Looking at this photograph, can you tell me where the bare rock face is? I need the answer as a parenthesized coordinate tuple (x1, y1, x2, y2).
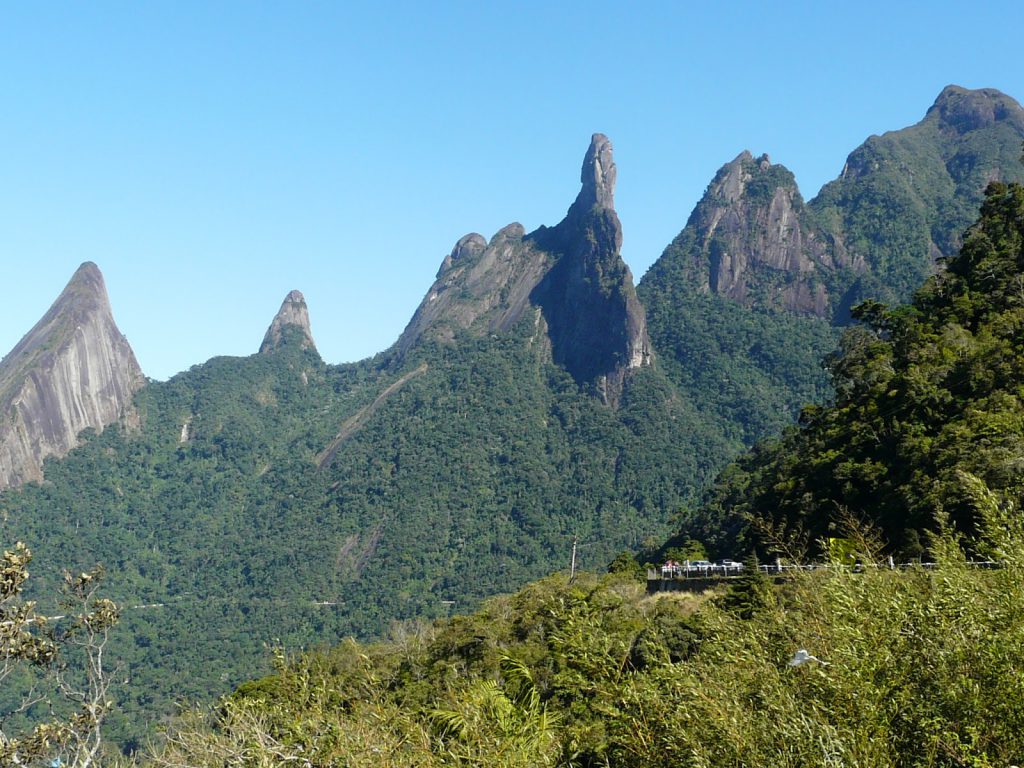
(395, 133, 651, 406)
(532, 133, 652, 405)
(436, 233, 487, 277)
(574, 132, 617, 211)
(0, 262, 145, 489)
(396, 223, 551, 353)
(685, 152, 831, 315)
(260, 290, 317, 354)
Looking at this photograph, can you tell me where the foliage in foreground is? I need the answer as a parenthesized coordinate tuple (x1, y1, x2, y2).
(145, 485, 1024, 767)
(1, 542, 120, 767)
(684, 182, 1024, 556)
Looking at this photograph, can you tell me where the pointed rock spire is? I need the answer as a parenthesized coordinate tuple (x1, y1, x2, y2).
(575, 133, 617, 211)
(534, 133, 652, 405)
(394, 133, 650, 406)
(0, 262, 144, 489)
(260, 290, 317, 354)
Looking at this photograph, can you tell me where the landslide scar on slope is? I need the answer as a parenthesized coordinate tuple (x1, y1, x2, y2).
(315, 363, 428, 469)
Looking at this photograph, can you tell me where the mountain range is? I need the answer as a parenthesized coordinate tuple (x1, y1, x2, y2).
(1, 85, 1022, 744)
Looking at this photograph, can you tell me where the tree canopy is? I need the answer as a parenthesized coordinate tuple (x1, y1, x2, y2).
(682, 183, 1024, 557)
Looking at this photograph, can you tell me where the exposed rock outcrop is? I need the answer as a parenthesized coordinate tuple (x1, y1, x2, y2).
(647, 86, 1024, 323)
(573, 132, 617, 211)
(531, 133, 652, 405)
(396, 222, 551, 352)
(0, 262, 144, 489)
(395, 133, 651, 406)
(260, 290, 317, 354)
(924, 84, 1024, 138)
(437, 233, 487, 277)
(681, 151, 832, 315)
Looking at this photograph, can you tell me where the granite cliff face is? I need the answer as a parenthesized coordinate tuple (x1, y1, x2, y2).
(396, 133, 651, 406)
(0, 262, 144, 489)
(647, 86, 1024, 322)
(678, 151, 832, 315)
(530, 134, 652, 404)
(260, 290, 317, 354)
(396, 221, 550, 351)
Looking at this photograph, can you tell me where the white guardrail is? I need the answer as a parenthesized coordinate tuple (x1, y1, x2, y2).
(649, 560, 1001, 580)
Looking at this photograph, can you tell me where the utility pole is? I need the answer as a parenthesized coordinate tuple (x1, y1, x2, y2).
(569, 534, 578, 582)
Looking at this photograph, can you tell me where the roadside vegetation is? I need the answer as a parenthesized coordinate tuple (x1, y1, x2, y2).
(140, 490, 1024, 767)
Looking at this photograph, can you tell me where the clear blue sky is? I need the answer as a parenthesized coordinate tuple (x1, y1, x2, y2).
(2, 1, 1022, 380)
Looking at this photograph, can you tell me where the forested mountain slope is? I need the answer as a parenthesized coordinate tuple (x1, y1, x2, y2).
(0, 138, 729, 745)
(148, 528, 1024, 768)
(678, 181, 1024, 557)
(3, 89, 1023, 749)
(638, 86, 1024, 448)
(139, 178, 1024, 768)
(813, 85, 1024, 311)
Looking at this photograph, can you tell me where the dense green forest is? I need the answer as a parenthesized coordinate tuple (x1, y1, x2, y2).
(130, 180, 1024, 768)
(680, 182, 1024, 558)
(140, 513, 1024, 767)
(639, 258, 840, 448)
(11, 485, 1024, 766)
(809, 86, 1024, 310)
(5, 178, 1023, 768)
(0, 316, 732, 747)
(3, 89, 1023, 760)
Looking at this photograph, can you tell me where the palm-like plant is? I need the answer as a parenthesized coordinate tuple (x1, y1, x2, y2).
(431, 654, 562, 767)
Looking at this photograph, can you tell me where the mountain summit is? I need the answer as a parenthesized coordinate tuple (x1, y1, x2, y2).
(260, 290, 317, 354)
(396, 133, 651, 405)
(636, 85, 1024, 449)
(0, 262, 144, 489)
(531, 133, 652, 405)
(572, 131, 617, 211)
(644, 85, 1024, 327)
(813, 84, 1024, 311)
(924, 84, 1024, 137)
(663, 150, 832, 315)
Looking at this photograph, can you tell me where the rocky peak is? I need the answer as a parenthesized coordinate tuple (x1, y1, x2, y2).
(681, 152, 829, 315)
(572, 133, 617, 212)
(710, 150, 754, 204)
(0, 262, 144, 489)
(437, 233, 487, 277)
(927, 85, 1024, 135)
(394, 134, 651, 406)
(260, 290, 317, 354)
(532, 134, 652, 405)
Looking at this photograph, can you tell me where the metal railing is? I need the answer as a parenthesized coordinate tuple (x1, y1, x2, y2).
(648, 560, 1002, 581)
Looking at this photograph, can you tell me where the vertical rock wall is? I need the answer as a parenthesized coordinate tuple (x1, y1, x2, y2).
(0, 262, 144, 489)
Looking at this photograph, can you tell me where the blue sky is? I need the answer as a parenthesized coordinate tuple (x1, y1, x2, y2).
(2, 1, 1022, 380)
